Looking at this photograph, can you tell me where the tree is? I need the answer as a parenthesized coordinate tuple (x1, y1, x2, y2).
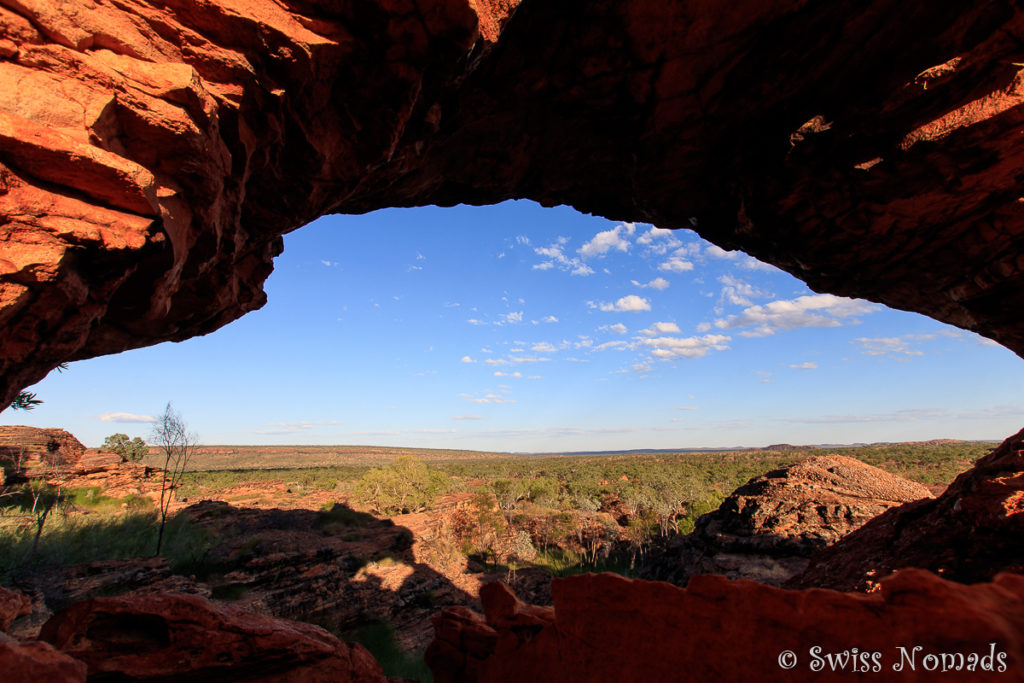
(103, 433, 149, 462)
(8, 364, 67, 411)
(354, 455, 449, 515)
(150, 403, 198, 554)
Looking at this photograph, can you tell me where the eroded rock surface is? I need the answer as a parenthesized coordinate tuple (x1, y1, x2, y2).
(3, 2, 1024, 404)
(645, 455, 932, 585)
(39, 592, 387, 681)
(789, 428, 1024, 591)
(428, 571, 1024, 682)
(0, 426, 86, 471)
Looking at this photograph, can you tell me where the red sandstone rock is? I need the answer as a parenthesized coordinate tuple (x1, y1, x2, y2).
(40, 592, 386, 682)
(0, 633, 86, 683)
(0, 587, 31, 632)
(0, 426, 86, 470)
(2, 2, 1024, 405)
(788, 427, 1024, 591)
(429, 570, 1024, 682)
(645, 455, 933, 585)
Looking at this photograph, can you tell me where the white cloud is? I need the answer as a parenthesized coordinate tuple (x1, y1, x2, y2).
(718, 275, 769, 307)
(453, 414, 483, 420)
(579, 223, 635, 258)
(706, 245, 739, 260)
(533, 240, 594, 276)
(320, 260, 339, 267)
(631, 277, 671, 290)
(677, 406, 698, 411)
(598, 295, 651, 312)
(640, 322, 681, 336)
(695, 322, 712, 332)
(541, 315, 558, 323)
(789, 361, 818, 369)
(531, 342, 558, 353)
(658, 250, 695, 273)
(98, 412, 157, 423)
(714, 294, 879, 337)
(494, 371, 524, 378)
(515, 235, 530, 245)
(601, 323, 627, 334)
(460, 392, 515, 404)
(636, 227, 683, 255)
(461, 355, 475, 363)
(501, 311, 524, 324)
(643, 334, 731, 359)
(853, 335, 927, 359)
(594, 340, 631, 351)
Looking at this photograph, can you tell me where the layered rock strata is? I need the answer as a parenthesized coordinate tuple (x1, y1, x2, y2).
(646, 455, 932, 586)
(789, 427, 1024, 591)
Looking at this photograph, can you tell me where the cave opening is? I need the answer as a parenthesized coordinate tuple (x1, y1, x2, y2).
(4, 200, 1021, 453)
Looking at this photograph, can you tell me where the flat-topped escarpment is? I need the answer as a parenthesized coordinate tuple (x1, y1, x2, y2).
(3, 1, 1024, 403)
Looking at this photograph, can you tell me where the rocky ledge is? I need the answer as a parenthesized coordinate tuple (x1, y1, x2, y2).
(428, 570, 1024, 682)
(645, 455, 932, 586)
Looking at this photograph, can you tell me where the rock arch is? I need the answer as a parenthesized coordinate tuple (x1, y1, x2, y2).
(2, 0, 1024, 406)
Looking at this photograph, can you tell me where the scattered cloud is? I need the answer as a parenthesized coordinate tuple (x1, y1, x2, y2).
(632, 277, 670, 290)
(714, 294, 879, 337)
(706, 245, 739, 260)
(533, 238, 594, 275)
(677, 406, 699, 411)
(501, 311, 524, 325)
(461, 355, 475, 363)
(640, 322, 681, 336)
(852, 336, 927, 359)
(98, 412, 157, 423)
(643, 334, 731, 359)
(320, 260, 339, 267)
(594, 340, 631, 351)
(597, 295, 651, 312)
(452, 414, 483, 420)
(636, 227, 683, 255)
(494, 371, 524, 378)
(531, 342, 558, 353)
(658, 250, 695, 273)
(718, 275, 769, 308)
(541, 315, 558, 323)
(601, 323, 628, 334)
(460, 392, 515, 404)
(789, 361, 818, 369)
(579, 223, 635, 258)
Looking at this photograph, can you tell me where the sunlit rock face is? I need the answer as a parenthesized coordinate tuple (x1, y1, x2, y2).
(3, 3, 1024, 677)
(428, 571, 1024, 682)
(2, 1, 1024, 404)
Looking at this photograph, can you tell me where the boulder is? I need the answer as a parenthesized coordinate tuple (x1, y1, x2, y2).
(40, 592, 387, 681)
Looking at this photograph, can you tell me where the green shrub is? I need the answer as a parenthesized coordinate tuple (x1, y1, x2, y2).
(354, 456, 451, 515)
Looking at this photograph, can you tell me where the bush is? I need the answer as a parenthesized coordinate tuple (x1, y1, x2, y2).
(103, 434, 149, 462)
(354, 455, 450, 515)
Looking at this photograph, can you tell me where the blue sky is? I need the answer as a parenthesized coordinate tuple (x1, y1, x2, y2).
(5, 200, 1022, 451)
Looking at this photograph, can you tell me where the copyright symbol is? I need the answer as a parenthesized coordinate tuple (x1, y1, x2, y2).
(778, 650, 798, 670)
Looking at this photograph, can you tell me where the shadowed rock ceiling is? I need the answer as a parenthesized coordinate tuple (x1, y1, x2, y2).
(2, 1, 1024, 407)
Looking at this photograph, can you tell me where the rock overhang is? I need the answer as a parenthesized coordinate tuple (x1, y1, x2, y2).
(2, 1, 1024, 407)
